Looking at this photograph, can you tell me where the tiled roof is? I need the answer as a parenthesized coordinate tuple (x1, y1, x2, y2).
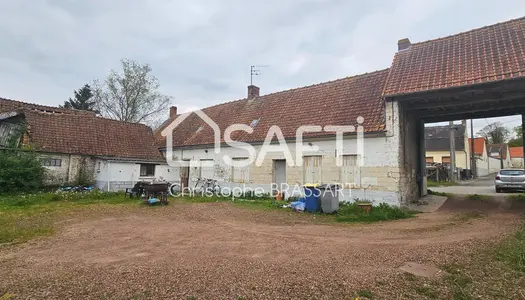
(510, 147, 524, 158)
(384, 17, 525, 96)
(157, 69, 389, 148)
(468, 138, 486, 156)
(0, 98, 163, 160)
(425, 125, 466, 152)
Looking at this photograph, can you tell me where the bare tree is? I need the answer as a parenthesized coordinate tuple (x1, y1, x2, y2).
(477, 122, 510, 144)
(93, 59, 171, 125)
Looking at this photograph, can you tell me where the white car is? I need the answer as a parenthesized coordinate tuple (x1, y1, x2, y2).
(495, 169, 525, 193)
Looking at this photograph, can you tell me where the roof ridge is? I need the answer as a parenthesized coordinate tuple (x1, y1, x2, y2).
(0, 97, 94, 115)
(26, 108, 155, 130)
(260, 68, 390, 98)
(412, 16, 525, 47)
(180, 68, 390, 115)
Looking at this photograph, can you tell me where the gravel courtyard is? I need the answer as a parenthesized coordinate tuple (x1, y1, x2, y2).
(0, 198, 523, 299)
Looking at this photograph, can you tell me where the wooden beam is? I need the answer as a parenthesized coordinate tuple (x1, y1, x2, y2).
(406, 94, 525, 111)
(422, 108, 522, 123)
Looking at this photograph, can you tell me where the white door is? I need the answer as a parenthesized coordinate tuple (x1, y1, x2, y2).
(341, 155, 360, 188)
(303, 156, 322, 184)
(273, 160, 286, 191)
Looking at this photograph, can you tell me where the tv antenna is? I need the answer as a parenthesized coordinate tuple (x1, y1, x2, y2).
(250, 65, 269, 85)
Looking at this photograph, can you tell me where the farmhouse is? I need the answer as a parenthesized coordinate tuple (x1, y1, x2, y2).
(158, 17, 525, 206)
(0, 98, 178, 190)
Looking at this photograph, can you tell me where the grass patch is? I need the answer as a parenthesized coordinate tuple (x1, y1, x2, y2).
(427, 190, 449, 197)
(427, 180, 459, 187)
(335, 203, 416, 223)
(495, 227, 525, 272)
(507, 193, 525, 202)
(0, 191, 136, 245)
(467, 194, 489, 201)
(356, 289, 374, 298)
(414, 285, 438, 299)
(450, 211, 484, 223)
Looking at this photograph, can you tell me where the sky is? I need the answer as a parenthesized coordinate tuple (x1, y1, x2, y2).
(1, 0, 524, 134)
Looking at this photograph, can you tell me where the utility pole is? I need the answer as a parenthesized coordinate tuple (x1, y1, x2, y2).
(470, 119, 476, 178)
(449, 121, 457, 182)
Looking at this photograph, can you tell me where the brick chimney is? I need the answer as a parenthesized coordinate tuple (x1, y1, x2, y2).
(169, 106, 177, 118)
(398, 38, 411, 51)
(248, 85, 260, 99)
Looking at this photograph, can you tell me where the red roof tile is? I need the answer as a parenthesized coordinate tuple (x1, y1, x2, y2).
(384, 17, 525, 96)
(510, 147, 524, 158)
(0, 98, 163, 160)
(468, 137, 486, 156)
(157, 69, 389, 148)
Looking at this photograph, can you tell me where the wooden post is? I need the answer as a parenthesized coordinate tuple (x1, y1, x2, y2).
(449, 121, 456, 182)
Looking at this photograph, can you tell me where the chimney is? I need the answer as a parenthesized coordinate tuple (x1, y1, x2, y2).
(248, 85, 260, 99)
(169, 106, 177, 118)
(398, 38, 411, 51)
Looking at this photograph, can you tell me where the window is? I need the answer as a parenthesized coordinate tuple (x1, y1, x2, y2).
(425, 157, 434, 164)
(140, 164, 155, 177)
(441, 156, 451, 164)
(42, 158, 62, 167)
(249, 119, 260, 127)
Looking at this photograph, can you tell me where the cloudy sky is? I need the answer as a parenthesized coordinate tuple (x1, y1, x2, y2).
(1, 0, 524, 134)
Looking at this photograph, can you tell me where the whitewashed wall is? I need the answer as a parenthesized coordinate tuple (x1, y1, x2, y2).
(95, 160, 179, 191)
(511, 157, 524, 168)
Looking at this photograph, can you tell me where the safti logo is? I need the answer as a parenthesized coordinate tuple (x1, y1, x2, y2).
(160, 109, 366, 168)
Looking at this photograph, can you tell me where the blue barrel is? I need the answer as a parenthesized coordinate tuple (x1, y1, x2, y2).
(304, 186, 321, 212)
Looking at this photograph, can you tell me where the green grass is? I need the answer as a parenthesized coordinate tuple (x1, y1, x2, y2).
(0, 191, 136, 245)
(507, 193, 525, 203)
(335, 203, 416, 223)
(495, 227, 525, 272)
(427, 180, 459, 187)
(356, 289, 374, 298)
(427, 190, 449, 197)
(467, 194, 490, 201)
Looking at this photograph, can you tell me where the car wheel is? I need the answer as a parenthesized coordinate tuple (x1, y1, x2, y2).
(496, 187, 502, 193)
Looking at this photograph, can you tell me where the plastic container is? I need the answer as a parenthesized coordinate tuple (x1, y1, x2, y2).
(304, 186, 321, 212)
(318, 184, 340, 213)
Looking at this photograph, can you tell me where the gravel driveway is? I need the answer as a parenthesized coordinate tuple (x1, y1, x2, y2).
(0, 200, 522, 299)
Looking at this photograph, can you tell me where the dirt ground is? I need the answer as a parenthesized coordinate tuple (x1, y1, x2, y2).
(1, 197, 523, 300)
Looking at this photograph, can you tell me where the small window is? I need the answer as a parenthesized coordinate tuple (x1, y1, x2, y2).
(425, 157, 434, 164)
(441, 156, 451, 164)
(249, 119, 260, 127)
(42, 158, 62, 167)
(140, 164, 155, 177)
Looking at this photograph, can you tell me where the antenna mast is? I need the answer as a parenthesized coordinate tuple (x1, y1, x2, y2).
(250, 65, 268, 85)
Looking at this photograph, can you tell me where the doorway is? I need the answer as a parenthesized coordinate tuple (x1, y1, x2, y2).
(273, 160, 286, 195)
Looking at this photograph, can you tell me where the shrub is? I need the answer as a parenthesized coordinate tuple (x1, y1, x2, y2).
(0, 149, 45, 193)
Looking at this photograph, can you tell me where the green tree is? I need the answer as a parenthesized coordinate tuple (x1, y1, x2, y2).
(92, 59, 171, 125)
(61, 84, 97, 112)
(508, 125, 523, 147)
(477, 122, 510, 144)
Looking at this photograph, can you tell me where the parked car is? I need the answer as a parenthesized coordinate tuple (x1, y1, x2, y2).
(495, 169, 525, 193)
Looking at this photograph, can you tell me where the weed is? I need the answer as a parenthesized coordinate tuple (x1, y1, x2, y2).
(414, 285, 438, 299)
(507, 194, 525, 202)
(403, 272, 417, 282)
(467, 194, 489, 201)
(451, 211, 483, 222)
(357, 289, 374, 298)
(495, 227, 525, 272)
(335, 203, 416, 223)
(427, 180, 458, 187)
(427, 190, 449, 197)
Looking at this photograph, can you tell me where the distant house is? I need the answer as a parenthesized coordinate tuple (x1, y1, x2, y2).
(425, 123, 471, 171)
(468, 137, 490, 176)
(487, 144, 513, 170)
(509, 147, 524, 168)
(0, 98, 177, 190)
